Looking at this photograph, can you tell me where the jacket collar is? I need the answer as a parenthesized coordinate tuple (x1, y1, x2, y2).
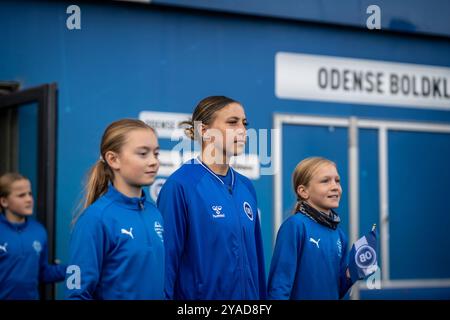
(194, 157, 235, 190)
(0, 212, 29, 231)
(104, 184, 147, 211)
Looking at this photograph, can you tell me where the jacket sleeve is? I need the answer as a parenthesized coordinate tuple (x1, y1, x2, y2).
(38, 233, 67, 283)
(65, 212, 107, 300)
(338, 232, 354, 299)
(156, 179, 188, 300)
(267, 218, 302, 300)
(254, 210, 267, 299)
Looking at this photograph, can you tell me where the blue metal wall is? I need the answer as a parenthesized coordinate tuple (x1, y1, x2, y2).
(153, 0, 450, 38)
(1, 0, 450, 299)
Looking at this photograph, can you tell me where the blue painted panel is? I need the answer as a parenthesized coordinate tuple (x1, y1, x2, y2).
(358, 129, 381, 267)
(154, 0, 450, 38)
(389, 131, 450, 280)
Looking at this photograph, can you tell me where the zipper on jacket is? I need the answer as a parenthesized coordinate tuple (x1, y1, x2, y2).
(18, 229, 24, 257)
(138, 201, 152, 248)
(226, 189, 246, 298)
(197, 158, 246, 296)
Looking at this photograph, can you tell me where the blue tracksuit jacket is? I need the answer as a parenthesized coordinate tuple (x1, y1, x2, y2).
(157, 158, 266, 300)
(0, 213, 66, 300)
(65, 185, 164, 300)
(268, 213, 353, 300)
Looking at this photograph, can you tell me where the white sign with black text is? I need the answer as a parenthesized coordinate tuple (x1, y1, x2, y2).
(139, 111, 190, 139)
(276, 52, 450, 110)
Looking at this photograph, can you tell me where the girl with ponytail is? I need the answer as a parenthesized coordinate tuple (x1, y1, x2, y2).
(66, 119, 164, 300)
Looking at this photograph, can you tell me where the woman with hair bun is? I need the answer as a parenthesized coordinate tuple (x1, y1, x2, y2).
(157, 96, 266, 300)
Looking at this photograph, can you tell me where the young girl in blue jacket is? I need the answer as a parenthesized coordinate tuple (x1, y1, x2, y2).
(268, 157, 354, 300)
(157, 96, 266, 300)
(66, 119, 164, 300)
(0, 173, 66, 300)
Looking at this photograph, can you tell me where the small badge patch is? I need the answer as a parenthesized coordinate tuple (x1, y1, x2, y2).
(154, 221, 164, 241)
(243, 202, 253, 221)
(33, 240, 42, 255)
(337, 238, 342, 258)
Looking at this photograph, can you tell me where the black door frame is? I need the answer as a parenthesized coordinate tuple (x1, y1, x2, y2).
(0, 83, 58, 299)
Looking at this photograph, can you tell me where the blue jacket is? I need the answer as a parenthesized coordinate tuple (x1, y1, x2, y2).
(0, 213, 66, 300)
(157, 158, 266, 300)
(65, 185, 164, 300)
(268, 213, 353, 300)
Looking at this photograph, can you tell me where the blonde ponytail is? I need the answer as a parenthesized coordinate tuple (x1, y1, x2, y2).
(83, 160, 113, 209)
